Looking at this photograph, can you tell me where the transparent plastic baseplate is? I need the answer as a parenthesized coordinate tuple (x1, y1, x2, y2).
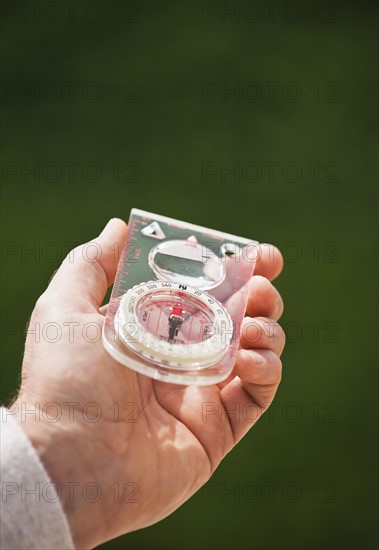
(102, 209, 258, 385)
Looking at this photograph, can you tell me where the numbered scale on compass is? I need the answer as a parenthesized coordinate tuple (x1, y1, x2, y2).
(115, 281, 234, 369)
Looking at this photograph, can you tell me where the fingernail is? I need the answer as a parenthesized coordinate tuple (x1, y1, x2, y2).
(241, 349, 264, 364)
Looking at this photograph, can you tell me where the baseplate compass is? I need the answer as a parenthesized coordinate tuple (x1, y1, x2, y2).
(103, 209, 258, 385)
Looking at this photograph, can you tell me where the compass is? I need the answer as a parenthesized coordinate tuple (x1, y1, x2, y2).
(115, 281, 234, 369)
(103, 209, 257, 385)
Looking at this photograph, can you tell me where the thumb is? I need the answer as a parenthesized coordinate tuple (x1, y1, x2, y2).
(43, 218, 128, 312)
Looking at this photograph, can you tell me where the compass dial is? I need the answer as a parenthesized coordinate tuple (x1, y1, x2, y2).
(115, 281, 233, 369)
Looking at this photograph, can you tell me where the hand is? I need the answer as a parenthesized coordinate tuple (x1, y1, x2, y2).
(14, 219, 285, 549)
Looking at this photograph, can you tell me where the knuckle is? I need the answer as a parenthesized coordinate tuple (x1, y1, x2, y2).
(65, 243, 105, 282)
(272, 322, 286, 354)
(34, 292, 49, 316)
(274, 289, 284, 318)
(264, 351, 282, 385)
(272, 355, 283, 385)
(63, 244, 84, 265)
(266, 320, 285, 352)
(278, 324, 286, 348)
(257, 351, 282, 386)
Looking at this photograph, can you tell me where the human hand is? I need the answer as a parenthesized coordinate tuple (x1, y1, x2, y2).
(14, 218, 285, 549)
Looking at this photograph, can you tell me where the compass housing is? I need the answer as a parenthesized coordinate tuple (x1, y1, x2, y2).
(115, 281, 233, 369)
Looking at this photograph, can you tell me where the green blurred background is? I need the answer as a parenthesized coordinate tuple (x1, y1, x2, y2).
(1, 1, 377, 548)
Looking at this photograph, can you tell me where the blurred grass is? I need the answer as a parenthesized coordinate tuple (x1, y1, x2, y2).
(1, 1, 378, 549)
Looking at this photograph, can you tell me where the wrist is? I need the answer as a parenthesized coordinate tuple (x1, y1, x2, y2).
(14, 401, 105, 549)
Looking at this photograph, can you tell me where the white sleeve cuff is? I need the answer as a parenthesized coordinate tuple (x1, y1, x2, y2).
(0, 408, 74, 549)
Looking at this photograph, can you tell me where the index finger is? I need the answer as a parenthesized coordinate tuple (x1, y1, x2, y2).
(254, 244, 283, 281)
